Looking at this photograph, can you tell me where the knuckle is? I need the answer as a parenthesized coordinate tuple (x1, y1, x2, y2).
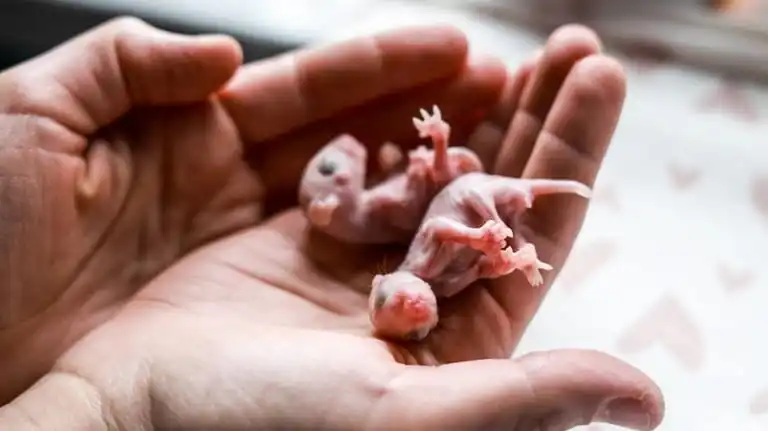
(105, 15, 153, 35)
(0, 69, 36, 115)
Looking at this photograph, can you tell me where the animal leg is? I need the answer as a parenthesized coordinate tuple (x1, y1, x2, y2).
(412, 242, 456, 280)
(422, 217, 511, 255)
(510, 243, 552, 287)
(412, 105, 451, 182)
(505, 220, 553, 287)
(462, 188, 506, 224)
(433, 247, 525, 298)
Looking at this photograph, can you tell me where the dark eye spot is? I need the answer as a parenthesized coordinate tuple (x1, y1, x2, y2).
(405, 329, 424, 341)
(318, 158, 336, 176)
(373, 289, 387, 310)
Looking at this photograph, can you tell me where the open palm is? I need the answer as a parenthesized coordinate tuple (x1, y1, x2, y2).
(0, 18, 663, 430)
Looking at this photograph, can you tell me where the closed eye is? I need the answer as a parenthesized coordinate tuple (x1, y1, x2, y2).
(318, 158, 336, 176)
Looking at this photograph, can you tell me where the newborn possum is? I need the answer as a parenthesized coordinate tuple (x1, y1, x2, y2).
(369, 172, 592, 341)
(298, 106, 483, 244)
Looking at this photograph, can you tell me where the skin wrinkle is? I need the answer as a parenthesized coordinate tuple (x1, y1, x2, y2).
(113, 18, 149, 109)
(59, 33, 121, 135)
(0, 113, 86, 154)
(5, 19, 133, 136)
(157, 110, 175, 256)
(0, 146, 125, 331)
(115, 112, 185, 282)
(0, 29, 143, 333)
(496, 108, 543, 176)
(215, 240, 364, 317)
(362, 366, 413, 431)
(477, 287, 514, 357)
(514, 355, 548, 431)
(181, 162, 265, 247)
(531, 128, 602, 178)
(176, 102, 249, 232)
(295, 38, 383, 125)
(45, 370, 121, 431)
(495, 27, 600, 178)
(282, 54, 313, 140)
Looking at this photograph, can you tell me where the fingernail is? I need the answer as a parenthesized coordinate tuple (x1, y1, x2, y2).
(598, 397, 651, 430)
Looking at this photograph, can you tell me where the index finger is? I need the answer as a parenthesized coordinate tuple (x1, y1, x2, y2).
(219, 25, 470, 144)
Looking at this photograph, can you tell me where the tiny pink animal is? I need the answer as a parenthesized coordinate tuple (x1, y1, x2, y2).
(298, 106, 483, 244)
(369, 172, 592, 341)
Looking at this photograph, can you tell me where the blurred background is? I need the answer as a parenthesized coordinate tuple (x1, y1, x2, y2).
(2, 1, 768, 430)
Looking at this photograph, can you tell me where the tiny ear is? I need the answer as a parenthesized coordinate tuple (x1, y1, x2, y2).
(307, 194, 339, 226)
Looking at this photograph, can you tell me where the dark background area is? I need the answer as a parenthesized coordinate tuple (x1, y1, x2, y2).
(0, 0, 300, 71)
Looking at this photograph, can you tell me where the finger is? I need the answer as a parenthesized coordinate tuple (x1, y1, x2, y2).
(219, 24, 470, 144)
(485, 54, 626, 351)
(465, 51, 539, 169)
(0, 17, 242, 136)
(522, 54, 626, 260)
(254, 55, 507, 215)
(376, 349, 664, 431)
(488, 49, 541, 128)
(494, 24, 602, 177)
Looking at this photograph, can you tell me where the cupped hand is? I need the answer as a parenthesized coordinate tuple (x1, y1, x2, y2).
(0, 17, 663, 430)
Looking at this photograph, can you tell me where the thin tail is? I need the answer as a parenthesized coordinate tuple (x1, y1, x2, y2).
(526, 179, 592, 199)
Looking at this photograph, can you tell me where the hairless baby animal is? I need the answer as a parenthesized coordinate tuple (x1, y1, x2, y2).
(298, 106, 483, 244)
(297, 105, 592, 342)
(369, 172, 592, 341)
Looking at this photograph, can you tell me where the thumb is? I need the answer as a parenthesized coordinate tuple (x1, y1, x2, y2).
(376, 349, 664, 431)
(0, 16, 242, 135)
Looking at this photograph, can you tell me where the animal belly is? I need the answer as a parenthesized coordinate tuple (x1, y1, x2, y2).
(429, 248, 483, 296)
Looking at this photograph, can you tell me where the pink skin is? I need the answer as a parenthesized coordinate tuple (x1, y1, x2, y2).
(298, 106, 483, 244)
(369, 172, 592, 341)
(369, 272, 439, 341)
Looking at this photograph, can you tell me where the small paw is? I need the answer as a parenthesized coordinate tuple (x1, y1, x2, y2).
(412, 105, 450, 141)
(513, 243, 553, 287)
(480, 248, 518, 277)
(479, 220, 514, 248)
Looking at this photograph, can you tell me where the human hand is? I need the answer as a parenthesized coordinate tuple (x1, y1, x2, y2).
(0, 17, 663, 430)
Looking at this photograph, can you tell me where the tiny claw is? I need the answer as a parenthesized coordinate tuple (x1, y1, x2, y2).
(523, 191, 534, 208)
(529, 271, 544, 287)
(420, 108, 429, 119)
(432, 105, 441, 120)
